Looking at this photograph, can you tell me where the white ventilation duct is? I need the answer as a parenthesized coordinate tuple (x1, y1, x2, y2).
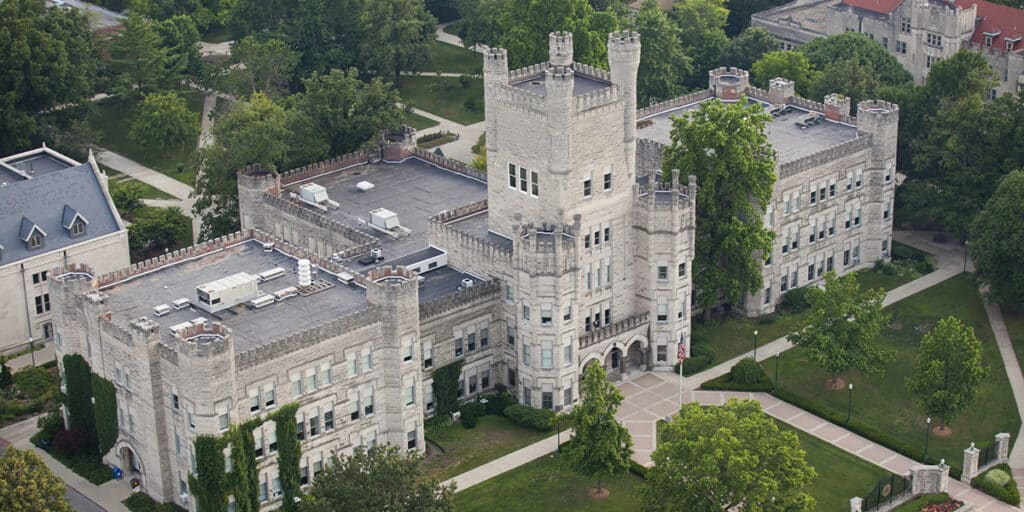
(297, 259, 312, 287)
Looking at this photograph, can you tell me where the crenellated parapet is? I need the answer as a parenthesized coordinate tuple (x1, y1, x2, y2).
(777, 135, 873, 177)
(234, 306, 380, 370)
(514, 223, 578, 276)
(419, 279, 501, 319)
(96, 231, 253, 288)
(579, 312, 649, 349)
(636, 90, 713, 119)
(278, 148, 379, 186)
(573, 62, 612, 82)
(174, 322, 233, 358)
(430, 200, 488, 224)
(708, 67, 750, 100)
(263, 193, 378, 252)
(508, 63, 548, 83)
(573, 84, 622, 117)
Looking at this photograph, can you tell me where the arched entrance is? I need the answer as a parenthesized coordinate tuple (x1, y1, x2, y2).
(625, 339, 645, 373)
(118, 444, 144, 489)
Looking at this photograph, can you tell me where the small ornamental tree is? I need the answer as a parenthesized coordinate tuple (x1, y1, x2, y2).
(789, 272, 893, 389)
(906, 316, 988, 433)
(563, 363, 633, 497)
(299, 444, 455, 512)
(641, 399, 816, 511)
(0, 448, 72, 512)
(129, 92, 199, 151)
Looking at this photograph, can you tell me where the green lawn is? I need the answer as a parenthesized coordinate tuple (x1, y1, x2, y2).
(105, 167, 177, 201)
(780, 424, 889, 511)
(443, 20, 464, 38)
(890, 493, 952, 512)
(405, 111, 441, 130)
(50, 450, 112, 485)
(423, 415, 550, 481)
(692, 267, 930, 370)
(773, 274, 1021, 473)
(398, 76, 484, 125)
(90, 91, 205, 186)
(423, 40, 482, 74)
(455, 455, 644, 512)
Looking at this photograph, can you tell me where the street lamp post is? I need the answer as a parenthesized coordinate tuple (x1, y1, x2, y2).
(963, 240, 969, 272)
(847, 383, 854, 423)
(774, 353, 780, 392)
(924, 417, 932, 462)
(753, 330, 759, 360)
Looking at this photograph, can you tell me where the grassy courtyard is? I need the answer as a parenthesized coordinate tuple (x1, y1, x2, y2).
(405, 111, 441, 130)
(398, 76, 484, 125)
(89, 91, 205, 186)
(422, 415, 550, 481)
(104, 166, 177, 200)
(455, 455, 644, 512)
(423, 40, 482, 74)
(773, 274, 1021, 473)
(780, 424, 889, 510)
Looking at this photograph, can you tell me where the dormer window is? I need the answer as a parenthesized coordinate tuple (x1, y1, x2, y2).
(985, 35, 993, 47)
(1008, 41, 1015, 51)
(29, 234, 42, 248)
(62, 205, 88, 238)
(20, 217, 46, 251)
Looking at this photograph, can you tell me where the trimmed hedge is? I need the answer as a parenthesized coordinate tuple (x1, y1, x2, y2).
(702, 367, 775, 392)
(481, 391, 517, 416)
(502, 404, 555, 432)
(772, 388, 963, 479)
(972, 464, 1020, 505)
(781, 287, 813, 313)
(459, 402, 486, 429)
(730, 357, 762, 385)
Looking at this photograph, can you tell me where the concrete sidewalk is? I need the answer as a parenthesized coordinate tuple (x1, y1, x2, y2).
(95, 149, 193, 201)
(406, 106, 486, 164)
(981, 298, 1024, 497)
(442, 429, 571, 492)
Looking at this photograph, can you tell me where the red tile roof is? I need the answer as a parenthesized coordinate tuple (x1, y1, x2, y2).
(842, 0, 903, 15)
(956, 0, 1024, 51)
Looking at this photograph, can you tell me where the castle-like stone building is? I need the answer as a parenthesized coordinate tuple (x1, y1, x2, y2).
(753, 0, 1024, 96)
(51, 31, 894, 510)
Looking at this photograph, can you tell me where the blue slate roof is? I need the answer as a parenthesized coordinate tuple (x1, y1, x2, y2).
(0, 161, 123, 266)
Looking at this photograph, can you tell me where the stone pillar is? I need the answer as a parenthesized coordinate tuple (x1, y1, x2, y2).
(850, 497, 863, 512)
(962, 442, 981, 483)
(824, 93, 851, 121)
(911, 462, 950, 495)
(996, 432, 1011, 463)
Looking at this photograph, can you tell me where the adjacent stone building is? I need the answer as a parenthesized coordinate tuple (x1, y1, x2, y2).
(50, 32, 895, 510)
(753, 0, 1024, 96)
(0, 146, 128, 352)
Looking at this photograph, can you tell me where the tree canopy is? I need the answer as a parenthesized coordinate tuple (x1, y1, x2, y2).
(563, 363, 633, 494)
(970, 170, 1024, 307)
(798, 33, 911, 87)
(906, 316, 988, 430)
(719, 27, 777, 71)
(631, 0, 691, 105)
(299, 444, 455, 512)
(0, 447, 72, 512)
(130, 92, 199, 150)
(128, 206, 192, 259)
(662, 98, 776, 319)
(671, 0, 730, 88)
(0, 0, 97, 154)
(228, 36, 300, 97)
(107, 11, 187, 100)
(641, 399, 816, 511)
(750, 50, 816, 96)
(789, 272, 893, 387)
(359, 0, 438, 86)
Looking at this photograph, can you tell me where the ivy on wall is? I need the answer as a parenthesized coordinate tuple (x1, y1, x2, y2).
(269, 403, 301, 512)
(432, 360, 465, 417)
(231, 420, 262, 512)
(188, 435, 228, 512)
(91, 373, 118, 455)
(62, 354, 96, 442)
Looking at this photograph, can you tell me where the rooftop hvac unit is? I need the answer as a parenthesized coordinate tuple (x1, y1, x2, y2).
(248, 294, 276, 309)
(169, 321, 193, 336)
(172, 298, 190, 310)
(370, 248, 383, 260)
(195, 272, 259, 313)
(369, 208, 400, 230)
(338, 271, 355, 285)
(356, 181, 375, 192)
(297, 259, 312, 287)
(461, 278, 474, 289)
(153, 304, 172, 317)
(299, 183, 329, 203)
(257, 267, 287, 283)
(262, 242, 275, 252)
(273, 287, 298, 300)
(191, 317, 208, 326)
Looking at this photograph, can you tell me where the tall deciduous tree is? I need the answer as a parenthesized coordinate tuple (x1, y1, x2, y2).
(719, 27, 777, 70)
(632, 0, 691, 106)
(906, 316, 988, 431)
(153, 14, 205, 80)
(750, 50, 816, 96)
(724, 0, 790, 36)
(970, 170, 1024, 307)
(299, 444, 455, 512)
(808, 58, 881, 111)
(0, 448, 72, 512)
(798, 32, 911, 87)
(193, 92, 295, 238)
(641, 399, 816, 511)
(563, 363, 633, 496)
(671, 0, 729, 88)
(130, 92, 199, 150)
(229, 36, 300, 97)
(128, 206, 192, 259)
(359, 0, 437, 87)
(789, 272, 893, 388)
(108, 11, 187, 99)
(662, 98, 776, 320)
(0, 0, 97, 154)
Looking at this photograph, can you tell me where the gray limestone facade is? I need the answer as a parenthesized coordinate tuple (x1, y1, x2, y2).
(49, 31, 894, 511)
(752, 0, 1024, 96)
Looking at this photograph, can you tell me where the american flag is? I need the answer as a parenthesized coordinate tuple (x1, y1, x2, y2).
(678, 343, 687, 364)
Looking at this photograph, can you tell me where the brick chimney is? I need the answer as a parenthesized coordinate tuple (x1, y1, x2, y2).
(824, 93, 851, 121)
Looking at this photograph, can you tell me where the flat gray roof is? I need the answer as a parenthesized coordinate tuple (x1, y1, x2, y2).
(5, 153, 76, 177)
(288, 159, 486, 262)
(638, 99, 860, 164)
(104, 240, 370, 351)
(447, 210, 514, 251)
(511, 73, 612, 97)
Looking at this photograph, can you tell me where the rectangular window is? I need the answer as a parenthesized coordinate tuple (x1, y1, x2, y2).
(507, 325, 515, 347)
(306, 372, 317, 393)
(844, 249, 851, 266)
(604, 308, 610, 325)
(467, 332, 476, 352)
(855, 170, 863, 188)
(883, 36, 889, 48)
(407, 430, 417, 450)
(541, 348, 553, 369)
(791, 270, 799, 288)
(34, 294, 50, 314)
(657, 303, 668, 322)
(583, 179, 592, 197)
(480, 327, 489, 348)
(584, 234, 590, 249)
(522, 345, 531, 367)
(259, 482, 268, 502)
(469, 374, 478, 394)
(896, 41, 907, 54)
(604, 227, 610, 242)
(324, 410, 334, 430)
(542, 392, 553, 410)
(523, 387, 532, 407)
(426, 385, 435, 409)
(657, 266, 668, 280)
(541, 305, 553, 325)
(455, 337, 463, 358)
(808, 264, 815, 281)
(505, 284, 513, 301)
(656, 345, 667, 362)
(519, 166, 528, 192)
(406, 384, 416, 406)
(531, 171, 539, 197)
(810, 190, 816, 205)
(508, 369, 517, 388)
(564, 385, 572, 405)
(564, 344, 573, 366)
(297, 418, 305, 441)
(522, 305, 530, 320)
(678, 263, 686, 277)
(482, 369, 490, 389)
(309, 415, 319, 437)
(901, 17, 910, 33)
(927, 33, 942, 48)
(563, 304, 572, 321)
(829, 183, 836, 197)
(781, 274, 788, 291)
(291, 377, 302, 398)
(363, 352, 373, 372)
(764, 287, 772, 304)
(603, 172, 612, 191)
(350, 396, 360, 421)
(457, 376, 465, 398)
(594, 229, 601, 246)
(509, 164, 516, 188)
(854, 208, 861, 227)
(423, 341, 433, 368)
(827, 256, 835, 271)
(364, 390, 374, 416)
(218, 412, 230, 431)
